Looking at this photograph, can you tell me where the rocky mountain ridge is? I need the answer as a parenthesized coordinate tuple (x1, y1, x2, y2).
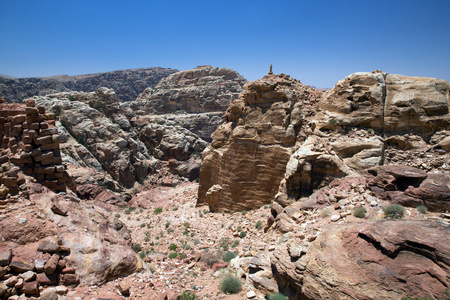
(1, 67, 449, 300)
(0, 67, 178, 103)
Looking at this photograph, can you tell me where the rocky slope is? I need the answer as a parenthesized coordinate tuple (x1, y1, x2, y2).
(0, 67, 177, 103)
(196, 70, 450, 299)
(131, 65, 247, 114)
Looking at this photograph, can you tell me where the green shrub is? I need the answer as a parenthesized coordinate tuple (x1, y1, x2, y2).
(239, 231, 247, 238)
(220, 276, 242, 294)
(194, 239, 200, 245)
(165, 222, 171, 228)
(353, 206, 367, 218)
(114, 213, 121, 218)
(383, 204, 404, 219)
(154, 207, 163, 214)
(183, 230, 189, 235)
(167, 228, 174, 233)
(169, 243, 177, 251)
(132, 243, 142, 253)
(140, 223, 145, 228)
(183, 222, 191, 228)
(236, 226, 242, 232)
(269, 293, 289, 300)
(179, 290, 198, 300)
(255, 220, 263, 229)
(320, 207, 332, 218)
(124, 207, 136, 215)
(241, 210, 247, 216)
(139, 251, 146, 259)
(222, 251, 237, 262)
(232, 239, 240, 248)
(202, 251, 219, 266)
(417, 205, 428, 214)
(168, 252, 178, 259)
(219, 237, 231, 250)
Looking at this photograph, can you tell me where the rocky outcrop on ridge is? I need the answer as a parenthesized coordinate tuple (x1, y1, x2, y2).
(197, 73, 323, 212)
(315, 70, 450, 136)
(132, 65, 247, 114)
(0, 67, 177, 103)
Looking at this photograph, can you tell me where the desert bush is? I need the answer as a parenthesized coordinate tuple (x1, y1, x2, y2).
(179, 290, 199, 300)
(239, 231, 247, 238)
(183, 222, 191, 228)
(219, 237, 231, 250)
(154, 207, 163, 214)
(241, 210, 247, 215)
(232, 239, 240, 248)
(269, 293, 289, 300)
(353, 206, 367, 218)
(320, 208, 332, 218)
(168, 252, 178, 259)
(132, 243, 142, 253)
(167, 228, 174, 233)
(237, 226, 242, 232)
(223, 251, 237, 262)
(417, 205, 428, 214)
(220, 276, 242, 294)
(202, 251, 219, 266)
(383, 204, 404, 219)
(255, 220, 263, 229)
(169, 243, 177, 251)
(114, 213, 121, 218)
(165, 222, 171, 228)
(194, 239, 200, 245)
(124, 207, 136, 215)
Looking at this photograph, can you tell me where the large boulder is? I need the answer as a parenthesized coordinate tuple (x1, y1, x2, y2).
(271, 220, 450, 300)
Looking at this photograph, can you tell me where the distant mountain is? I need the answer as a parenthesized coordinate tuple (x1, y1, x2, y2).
(0, 73, 16, 79)
(0, 67, 178, 102)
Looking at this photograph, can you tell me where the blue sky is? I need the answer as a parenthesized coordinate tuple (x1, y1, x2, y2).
(1, 0, 449, 88)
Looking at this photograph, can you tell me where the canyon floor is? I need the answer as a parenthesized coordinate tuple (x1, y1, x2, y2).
(61, 180, 445, 300)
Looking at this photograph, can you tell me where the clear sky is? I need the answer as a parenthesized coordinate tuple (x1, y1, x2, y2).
(1, 0, 449, 88)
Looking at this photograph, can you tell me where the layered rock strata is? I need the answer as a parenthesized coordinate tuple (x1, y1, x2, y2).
(197, 73, 322, 211)
(271, 220, 450, 300)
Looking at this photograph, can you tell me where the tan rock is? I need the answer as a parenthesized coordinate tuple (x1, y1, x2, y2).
(198, 74, 322, 211)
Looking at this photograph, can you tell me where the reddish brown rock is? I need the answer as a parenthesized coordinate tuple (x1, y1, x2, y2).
(20, 281, 39, 295)
(198, 73, 322, 211)
(9, 261, 34, 273)
(36, 273, 57, 285)
(368, 165, 450, 211)
(272, 220, 450, 300)
(44, 254, 60, 275)
(212, 262, 228, 272)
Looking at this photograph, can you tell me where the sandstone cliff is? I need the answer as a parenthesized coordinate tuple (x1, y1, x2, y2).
(197, 73, 322, 211)
(132, 65, 247, 114)
(0, 67, 177, 103)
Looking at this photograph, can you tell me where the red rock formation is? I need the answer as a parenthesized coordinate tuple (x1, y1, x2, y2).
(197, 73, 322, 211)
(0, 100, 68, 197)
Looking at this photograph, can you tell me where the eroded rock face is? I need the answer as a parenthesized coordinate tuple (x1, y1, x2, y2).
(316, 71, 450, 136)
(134, 65, 247, 114)
(368, 165, 450, 212)
(272, 220, 450, 300)
(198, 74, 322, 211)
(36, 89, 151, 188)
